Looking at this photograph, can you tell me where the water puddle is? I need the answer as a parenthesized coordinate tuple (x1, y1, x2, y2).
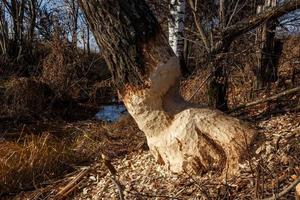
(95, 104, 127, 122)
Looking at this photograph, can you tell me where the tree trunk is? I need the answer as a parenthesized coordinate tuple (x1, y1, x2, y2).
(28, 0, 37, 43)
(87, 23, 90, 55)
(169, 0, 185, 58)
(208, 56, 229, 111)
(3, 0, 26, 58)
(79, 0, 256, 177)
(219, 0, 227, 29)
(254, 0, 278, 90)
(70, 0, 79, 48)
(0, 1, 8, 55)
(169, 0, 189, 75)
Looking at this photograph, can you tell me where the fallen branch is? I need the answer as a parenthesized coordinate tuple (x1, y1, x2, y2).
(262, 177, 300, 200)
(229, 86, 300, 113)
(55, 168, 90, 199)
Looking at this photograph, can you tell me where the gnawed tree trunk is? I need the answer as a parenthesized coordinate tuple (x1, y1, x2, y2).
(79, 0, 256, 177)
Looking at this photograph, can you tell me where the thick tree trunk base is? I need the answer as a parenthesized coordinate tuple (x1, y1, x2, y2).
(148, 108, 256, 177)
(124, 57, 257, 178)
(79, 0, 256, 178)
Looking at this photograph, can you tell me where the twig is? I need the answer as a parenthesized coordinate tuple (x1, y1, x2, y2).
(188, 73, 212, 101)
(262, 177, 300, 200)
(101, 154, 124, 200)
(174, 182, 193, 198)
(109, 176, 124, 200)
(229, 86, 300, 113)
(185, 171, 212, 200)
(55, 168, 90, 199)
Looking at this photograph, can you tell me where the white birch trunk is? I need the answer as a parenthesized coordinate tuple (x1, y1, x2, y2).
(169, 0, 185, 57)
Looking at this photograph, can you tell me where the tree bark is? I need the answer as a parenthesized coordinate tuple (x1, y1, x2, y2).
(28, 0, 37, 43)
(254, 0, 278, 90)
(3, 0, 26, 58)
(169, 0, 185, 57)
(169, 0, 188, 75)
(79, 0, 257, 177)
(219, 0, 227, 29)
(0, 1, 8, 55)
(69, 0, 79, 48)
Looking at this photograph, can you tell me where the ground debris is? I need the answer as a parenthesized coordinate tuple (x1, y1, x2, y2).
(6, 113, 300, 200)
(71, 112, 299, 200)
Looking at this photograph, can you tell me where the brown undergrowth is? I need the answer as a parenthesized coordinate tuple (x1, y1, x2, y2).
(0, 37, 114, 120)
(0, 133, 74, 194)
(41, 37, 113, 104)
(0, 116, 146, 197)
(3, 77, 54, 118)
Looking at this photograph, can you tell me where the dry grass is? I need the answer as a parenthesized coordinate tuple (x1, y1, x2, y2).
(0, 116, 145, 196)
(74, 115, 146, 160)
(0, 133, 75, 194)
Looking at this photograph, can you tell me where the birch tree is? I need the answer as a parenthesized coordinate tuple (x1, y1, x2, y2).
(169, 0, 185, 59)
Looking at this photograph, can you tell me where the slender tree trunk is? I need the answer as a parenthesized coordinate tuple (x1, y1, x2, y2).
(4, 0, 26, 58)
(79, 0, 256, 177)
(169, 0, 189, 75)
(87, 23, 90, 54)
(0, 2, 8, 55)
(219, 0, 227, 29)
(208, 56, 229, 111)
(255, 0, 278, 90)
(28, 0, 37, 43)
(169, 0, 185, 57)
(70, 0, 79, 48)
(207, 0, 230, 111)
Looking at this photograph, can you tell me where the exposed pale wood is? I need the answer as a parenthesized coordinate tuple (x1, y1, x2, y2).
(296, 182, 300, 200)
(79, 0, 256, 177)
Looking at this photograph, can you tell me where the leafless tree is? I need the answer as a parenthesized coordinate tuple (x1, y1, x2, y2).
(78, 0, 300, 176)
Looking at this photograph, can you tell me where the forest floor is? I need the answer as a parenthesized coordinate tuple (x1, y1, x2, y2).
(3, 110, 298, 200)
(0, 36, 299, 200)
